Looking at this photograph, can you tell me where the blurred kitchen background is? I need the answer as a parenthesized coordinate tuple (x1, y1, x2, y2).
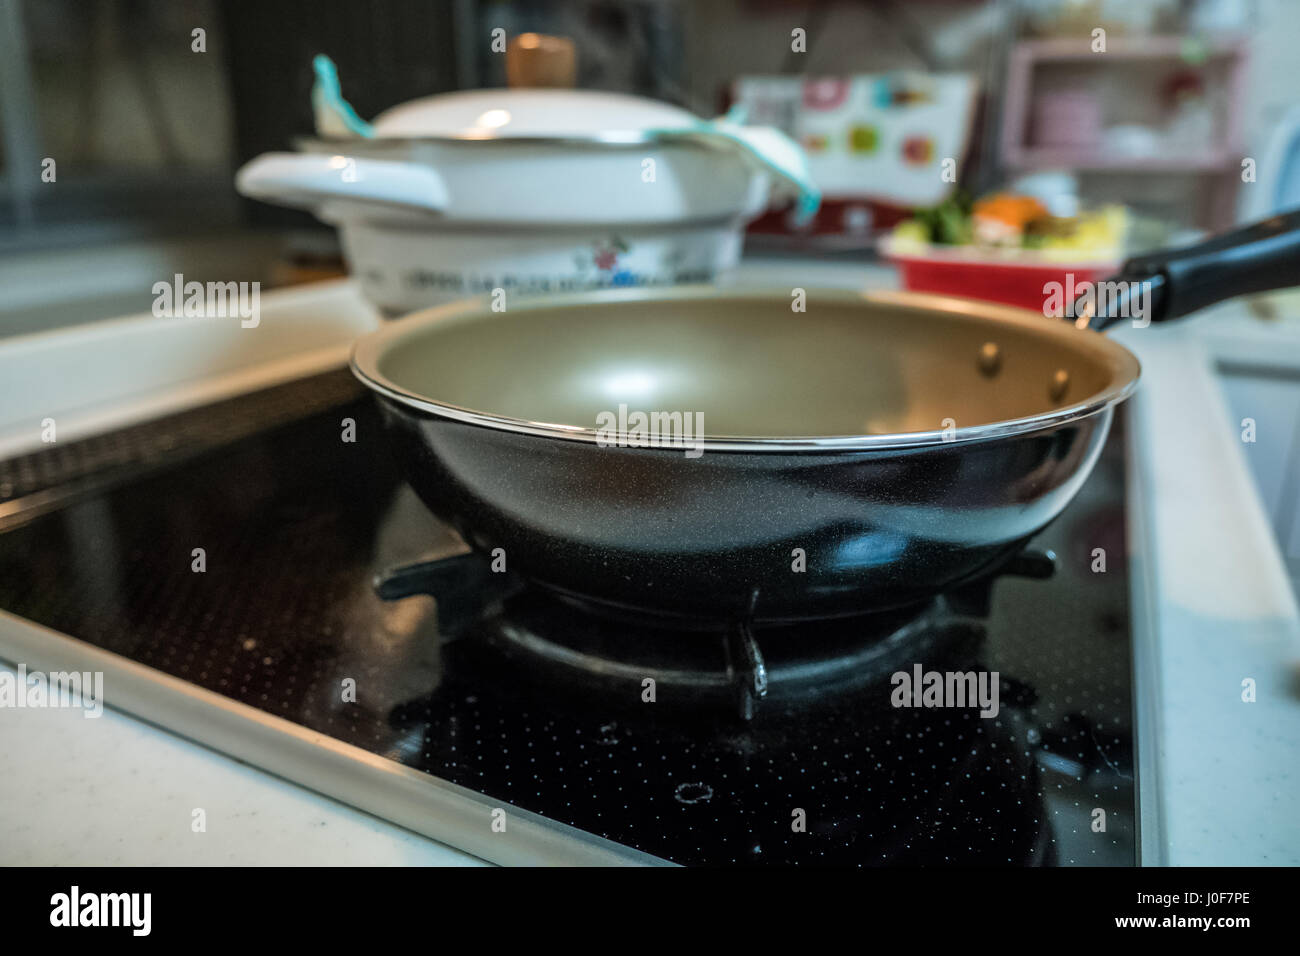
(1, 0, 1298, 587)
(2, 0, 1296, 326)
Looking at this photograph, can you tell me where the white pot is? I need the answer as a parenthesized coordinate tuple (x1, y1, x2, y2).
(236, 89, 800, 315)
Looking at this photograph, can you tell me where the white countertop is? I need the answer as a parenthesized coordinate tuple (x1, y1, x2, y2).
(0, 692, 482, 865)
(1112, 311, 1300, 865)
(2, 267, 1298, 866)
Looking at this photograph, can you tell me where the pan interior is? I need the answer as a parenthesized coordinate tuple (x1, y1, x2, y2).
(370, 291, 1138, 440)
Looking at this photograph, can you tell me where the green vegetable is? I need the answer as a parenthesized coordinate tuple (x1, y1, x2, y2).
(909, 192, 973, 245)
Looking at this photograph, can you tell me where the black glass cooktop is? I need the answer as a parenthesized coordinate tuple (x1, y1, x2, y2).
(0, 370, 1135, 865)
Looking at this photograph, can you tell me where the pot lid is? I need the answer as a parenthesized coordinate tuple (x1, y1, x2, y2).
(305, 53, 821, 223)
(371, 88, 703, 142)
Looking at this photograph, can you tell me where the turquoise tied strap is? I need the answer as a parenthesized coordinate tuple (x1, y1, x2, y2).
(651, 104, 821, 225)
(311, 54, 375, 138)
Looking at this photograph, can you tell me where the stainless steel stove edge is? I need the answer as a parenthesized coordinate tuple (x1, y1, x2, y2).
(1124, 389, 1167, 867)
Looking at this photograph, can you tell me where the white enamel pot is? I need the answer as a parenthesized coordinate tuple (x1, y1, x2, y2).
(236, 89, 797, 316)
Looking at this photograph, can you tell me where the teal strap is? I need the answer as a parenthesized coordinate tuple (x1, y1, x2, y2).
(311, 54, 375, 138)
(649, 116, 821, 226)
(702, 118, 821, 225)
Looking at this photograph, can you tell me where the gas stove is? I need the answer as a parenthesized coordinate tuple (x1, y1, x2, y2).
(0, 367, 1135, 865)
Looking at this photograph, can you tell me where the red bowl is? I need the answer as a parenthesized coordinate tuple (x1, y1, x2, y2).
(886, 247, 1118, 313)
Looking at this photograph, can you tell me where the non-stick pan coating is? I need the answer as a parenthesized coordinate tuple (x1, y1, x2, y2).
(355, 286, 1139, 449)
(353, 287, 1136, 621)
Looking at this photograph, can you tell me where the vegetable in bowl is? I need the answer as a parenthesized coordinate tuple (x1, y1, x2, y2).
(891, 192, 1127, 261)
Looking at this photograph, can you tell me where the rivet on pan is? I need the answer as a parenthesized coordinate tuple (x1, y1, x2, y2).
(1049, 369, 1070, 402)
(978, 342, 1002, 377)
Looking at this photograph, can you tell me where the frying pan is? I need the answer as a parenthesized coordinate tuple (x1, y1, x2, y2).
(351, 211, 1300, 625)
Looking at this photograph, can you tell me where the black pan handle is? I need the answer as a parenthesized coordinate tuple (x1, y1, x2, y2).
(1077, 209, 1300, 331)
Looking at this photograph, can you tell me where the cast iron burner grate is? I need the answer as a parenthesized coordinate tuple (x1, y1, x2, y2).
(373, 549, 1056, 721)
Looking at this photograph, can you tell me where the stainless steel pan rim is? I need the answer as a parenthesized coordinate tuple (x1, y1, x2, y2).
(349, 285, 1142, 453)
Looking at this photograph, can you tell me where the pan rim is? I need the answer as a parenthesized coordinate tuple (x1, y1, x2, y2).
(350, 285, 1142, 452)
